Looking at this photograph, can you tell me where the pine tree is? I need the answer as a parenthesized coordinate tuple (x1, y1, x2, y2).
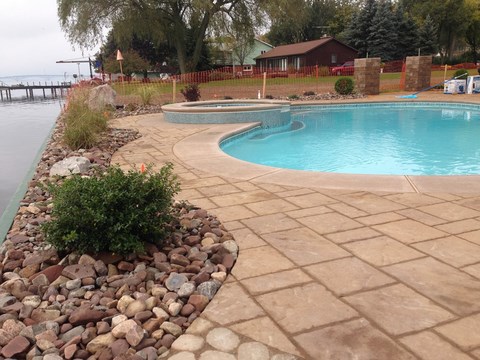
(368, 0, 397, 61)
(417, 14, 439, 56)
(346, 0, 377, 57)
(394, 4, 419, 59)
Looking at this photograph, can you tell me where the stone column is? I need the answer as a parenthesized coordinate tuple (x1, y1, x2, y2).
(405, 56, 432, 91)
(354, 58, 381, 95)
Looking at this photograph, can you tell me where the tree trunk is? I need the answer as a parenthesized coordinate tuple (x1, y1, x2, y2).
(188, 12, 211, 72)
(174, 34, 188, 74)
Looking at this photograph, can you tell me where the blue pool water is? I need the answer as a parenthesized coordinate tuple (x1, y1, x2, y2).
(221, 103, 480, 175)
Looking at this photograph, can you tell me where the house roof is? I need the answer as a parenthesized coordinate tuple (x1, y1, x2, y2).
(255, 37, 356, 59)
(255, 38, 274, 49)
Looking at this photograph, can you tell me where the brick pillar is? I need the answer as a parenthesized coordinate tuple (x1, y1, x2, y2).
(405, 56, 432, 91)
(354, 58, 381, 95)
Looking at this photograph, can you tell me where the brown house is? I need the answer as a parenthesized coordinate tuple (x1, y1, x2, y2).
(255, 37, 358, 71)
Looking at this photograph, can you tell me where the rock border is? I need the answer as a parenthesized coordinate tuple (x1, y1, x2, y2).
(0, 110, 238, 359)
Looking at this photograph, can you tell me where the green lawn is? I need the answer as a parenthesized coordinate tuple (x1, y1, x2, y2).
(111, 69, 479, 98)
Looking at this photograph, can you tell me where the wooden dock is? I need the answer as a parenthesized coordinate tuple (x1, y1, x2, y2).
(0, 82, 72, 101)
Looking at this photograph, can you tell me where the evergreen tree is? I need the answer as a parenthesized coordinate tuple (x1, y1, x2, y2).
(417, 14, 438, 56)
(465, 19, 480, 64)
(368, 0, 397, 61)
(394, 3, 419, 59)
(346, 0, 377, 57)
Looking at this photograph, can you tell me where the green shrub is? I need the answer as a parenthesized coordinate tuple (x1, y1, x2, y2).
(288, 94, 299, 100)
(265, 94, 274, 99)
(335, 77, 355, 95)
(181, 83, 201, 102)
(303, 91, 315, 96)
(453, 69, 469, 79)
(43, 164, 180, 255)
(63, 88, 108, 150)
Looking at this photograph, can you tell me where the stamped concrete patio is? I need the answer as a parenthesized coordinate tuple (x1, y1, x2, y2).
(111, 93, 480, 359)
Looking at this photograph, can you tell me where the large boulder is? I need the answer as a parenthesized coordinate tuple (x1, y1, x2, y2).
(87, 84, 116, 111)
(49, 156, 91, 177)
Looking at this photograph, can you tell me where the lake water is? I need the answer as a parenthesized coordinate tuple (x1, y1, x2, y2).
(0, 75, 70, 220)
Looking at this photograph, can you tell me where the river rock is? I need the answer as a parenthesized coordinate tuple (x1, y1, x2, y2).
(197, 280, 221, 300)
(60, 326, 85, 342)
(62, 264, 96, 280)
(168, 302, 182, 316)
(112, 319, 137, 338)
(1, 335, 30, 358)
(111, 314, 128, 328)
(49, 157, 91, 177)
(63, 343, 77, 359)
(125, 325, 144, 347)
(68, 308, 105, 326)
(177, 282, 196, 298)
(33, 265, 64, 283)
(0, 295, 17, 310)
(222, 240, 239, 257)
(188, 294, 209, 312)
(160, 322, 182, 337)
(3, 319, 26, 338)
(94, 260, 108, 276)
(165, 273, 188, 292)
(210, 271, 227, 283)
(85, 332, 116, 354)
(30, 308, 61, 322)
(152, 307, 169, 321)
(110, 338, 129, 357)
(124, 300, 147, 318)
(117, 295, 135, 314)
(65, 278, 82, 290)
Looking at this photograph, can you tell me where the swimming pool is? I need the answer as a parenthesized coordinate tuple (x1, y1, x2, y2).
(221, 102, 480, 176)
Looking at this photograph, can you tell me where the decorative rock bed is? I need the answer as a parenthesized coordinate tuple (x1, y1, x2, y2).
(1, 113, 238, 359)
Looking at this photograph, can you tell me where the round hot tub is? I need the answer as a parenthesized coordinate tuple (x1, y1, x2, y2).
(162, 100, 291, 128)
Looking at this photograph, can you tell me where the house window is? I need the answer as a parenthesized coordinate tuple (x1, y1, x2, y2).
(331, 53, 337, 64)
(243, 65, 252, 71)
(293, 57, 301, 70)
(261, 50, 266, 54)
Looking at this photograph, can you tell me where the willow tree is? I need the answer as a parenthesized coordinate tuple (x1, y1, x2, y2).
(57, 0, 265, 74)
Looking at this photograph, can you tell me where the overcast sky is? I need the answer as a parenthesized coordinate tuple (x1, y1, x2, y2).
(0, 0, 102, 77)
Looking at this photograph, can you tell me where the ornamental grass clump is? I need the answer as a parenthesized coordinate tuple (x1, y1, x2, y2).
(63, 87, 108, 150)
(43, 163, 180, 255)
(137, 86, 156, 105)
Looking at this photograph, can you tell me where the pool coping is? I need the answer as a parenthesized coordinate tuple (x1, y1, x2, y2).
(173, 100, 480, 193)
(162, 99, 290, 113)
